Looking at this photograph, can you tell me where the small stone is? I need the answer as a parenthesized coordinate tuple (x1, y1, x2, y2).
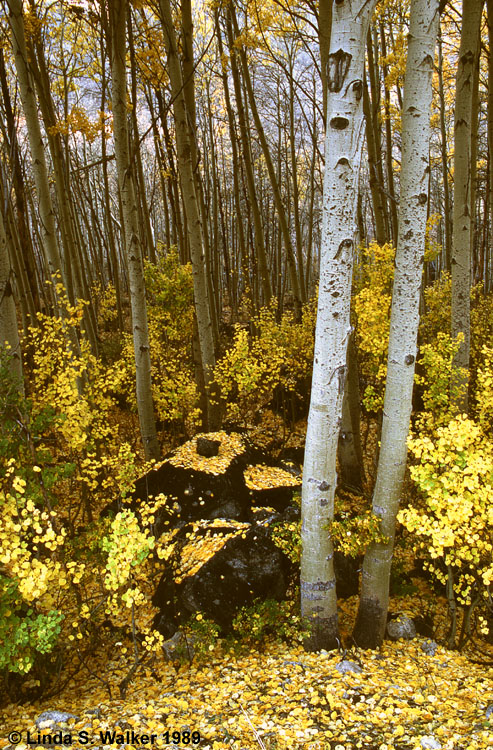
(420, 639, 438, 656)
(335, 660, 362, 675)
(420, 735, 441, 749)
(486, 704, 493, 720)
(387, 615, 416, 641)
(35, 711, 79, 729)
(196, 437, 221, 457)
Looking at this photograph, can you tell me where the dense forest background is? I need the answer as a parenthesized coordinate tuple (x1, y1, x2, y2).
(0, 0, 492, 747)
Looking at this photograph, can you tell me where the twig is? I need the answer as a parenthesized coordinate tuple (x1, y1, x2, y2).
(239, 702, 266, 750)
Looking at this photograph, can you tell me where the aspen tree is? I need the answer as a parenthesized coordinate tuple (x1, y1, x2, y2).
(301, 0, 377, 652)
(353, 0, 440, 649)
(451, 0, 484, 410)
(0, 205, 23, 389)
(488, 0, 493, 291)
(158, 0, 220, 430)
(6, 0, 65, 288)
(108, 0, 160, 460)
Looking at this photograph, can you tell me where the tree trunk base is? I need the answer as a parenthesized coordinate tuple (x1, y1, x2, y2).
(302, 614, 340, 652)
(352, 596, 386, 649)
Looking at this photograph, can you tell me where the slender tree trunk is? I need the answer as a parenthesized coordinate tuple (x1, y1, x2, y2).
(363, 70, 387, 245)
(301, 0, 377, 652)
(318, 0, 332, 131)
(108, 0, 160, 460)
(488, 0, 493, 293)
(470, 42, 481, 284)
(338, 333, 364, 493)
(6, 0, 65, 285)
(224, 10, 272, 304)
(0, 201, 23, 388)
(28, 33, 99, 353)
(379, 24, 399, 247)
(215, 11, 250, 304)
(158, 0, 220, 430)
(0, 48, 39, 319)
(437, 29, 452, 271)
(230, 6, 303, 312)
(353, 0, 439, 650)
(451, 0, 483, 411)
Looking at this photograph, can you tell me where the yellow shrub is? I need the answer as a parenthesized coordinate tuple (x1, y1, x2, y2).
(399, 415, 493, 610)
(353, 242, 394, 412)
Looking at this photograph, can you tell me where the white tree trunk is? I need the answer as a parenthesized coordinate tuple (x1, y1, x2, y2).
(159, 0, 220, 430)
(301, 0, 377, 652)
(109, 0, 160, 461)
(353, 0, 440, 649)
(451, 0, 483, 410)
(7, 0, 65, 286)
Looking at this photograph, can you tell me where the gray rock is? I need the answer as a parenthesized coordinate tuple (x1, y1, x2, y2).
(420, 736, 441, 749)
(335, 660, 363, 675)
(386, 615, 416, 641)
(486, 704, 493, 720)
(420, 639, 438, 656)
(35, 711, 79, 729)
(83, 708, 102, 719)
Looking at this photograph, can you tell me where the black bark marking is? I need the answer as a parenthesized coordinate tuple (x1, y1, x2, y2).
(318, 481, 330, 491)
(352, 79, 363, 101)
(405, 354, 415, 365)
(330, 116, 349, 130)
(303, 612, 339, 652)
(328, 49, 352, 92)
(418, 193, 428, 205)
(335, 238, 353, 259)
(301, 580, 335, 593)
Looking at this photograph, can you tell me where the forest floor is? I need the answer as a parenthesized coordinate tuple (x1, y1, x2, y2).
(1, 587, 492, 750)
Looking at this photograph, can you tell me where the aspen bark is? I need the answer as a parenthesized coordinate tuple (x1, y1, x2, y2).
(451, 0, 483, 410)
(109, 0, 160, 460)
(301, 0, 377, 652)
(6, 0, 65, 285)
(0, 204, 23, 388)
(353, 0, 439, 649)
(158, 0, 220, 430)
(488, 0, 493, 292)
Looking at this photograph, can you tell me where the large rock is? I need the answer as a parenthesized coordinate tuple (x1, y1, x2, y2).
(106, 432, 299, 534)
(103, 432, 361, 636)
(152, 514, 291, 636)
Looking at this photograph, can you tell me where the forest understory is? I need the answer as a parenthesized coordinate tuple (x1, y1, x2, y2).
(1, 0, 493, 747)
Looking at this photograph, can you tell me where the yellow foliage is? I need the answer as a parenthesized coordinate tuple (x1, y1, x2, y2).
(399, 415, 493, 608)
(353, 242, 394, 412)
(213, 299, 316, 424)
(115, 249, 201, 432)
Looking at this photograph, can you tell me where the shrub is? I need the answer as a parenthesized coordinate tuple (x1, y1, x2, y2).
(399, 415, 493, 646)
(353, 242, 394, 412)
(213, 299, 316, 425)
(116, 248, 200, 433)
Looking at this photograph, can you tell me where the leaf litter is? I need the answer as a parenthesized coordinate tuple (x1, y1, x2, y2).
(1, 607, 491, 750)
